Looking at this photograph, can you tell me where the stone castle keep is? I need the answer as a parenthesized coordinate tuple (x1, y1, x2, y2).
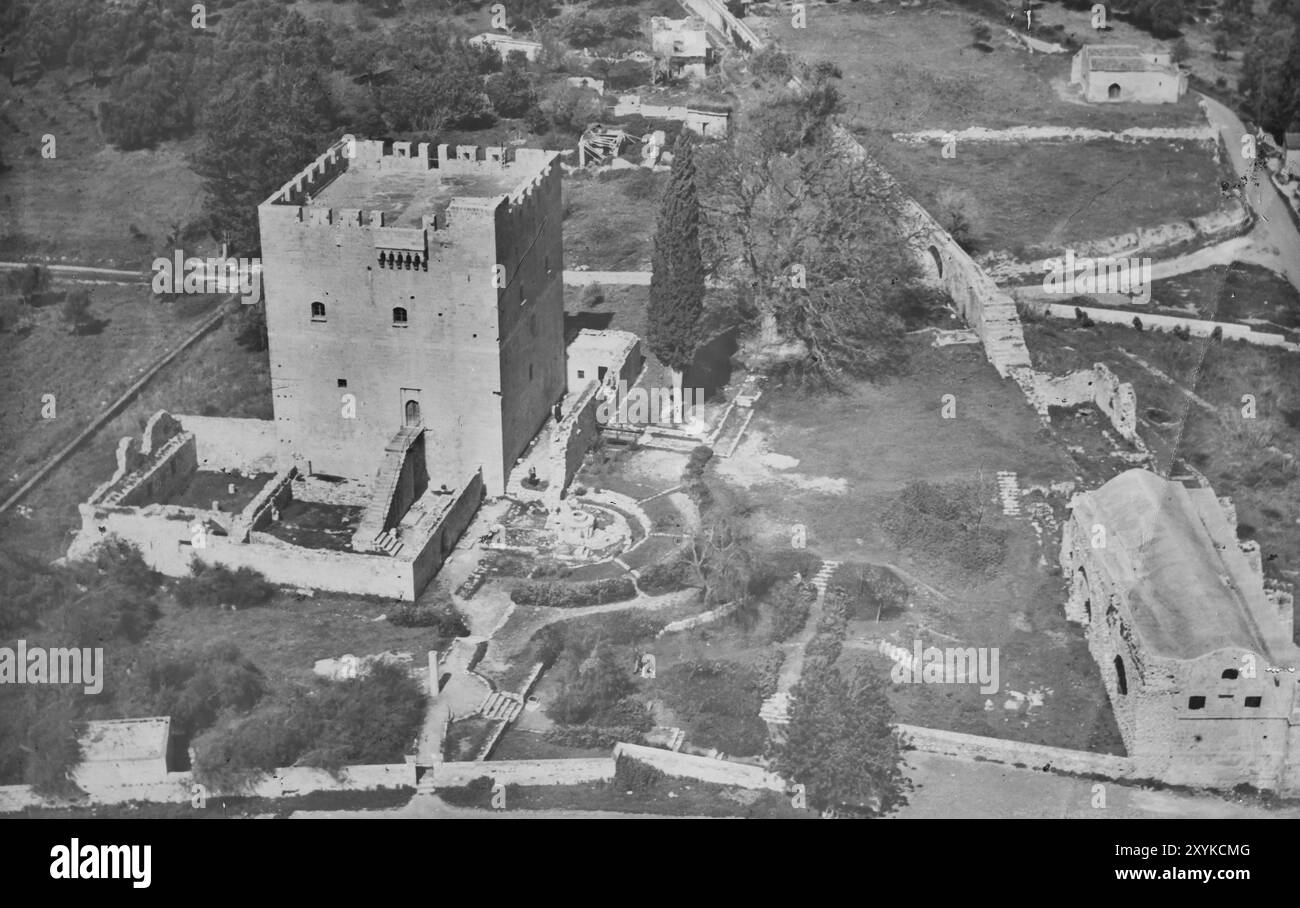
(68, 138, 574, 600)
(260, 138, 566, 496)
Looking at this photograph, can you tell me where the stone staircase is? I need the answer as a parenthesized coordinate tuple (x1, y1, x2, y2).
(351, 425, 423, 554)
(759, 690, 792, 725)
(709, 406, 754, 458)
(996, 471, 1022, 516)
(479, 690, 524, 723)
(372, 528, 404, 557)
(810, 560, 840, 598)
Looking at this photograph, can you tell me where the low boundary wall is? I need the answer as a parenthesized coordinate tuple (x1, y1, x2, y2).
(899, 724, 1136, 780)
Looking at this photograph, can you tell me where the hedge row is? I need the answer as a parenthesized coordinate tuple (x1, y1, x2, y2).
(510, 575, 638, 608)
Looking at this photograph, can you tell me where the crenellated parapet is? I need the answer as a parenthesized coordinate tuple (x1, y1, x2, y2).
(260, 139, 559, 253)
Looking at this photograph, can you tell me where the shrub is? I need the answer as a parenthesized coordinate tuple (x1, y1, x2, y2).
(749, 547, 822, 597)
(659, 660, 769, 755)
(613, 754, 665, 793)
(579, 282, 605, 307)
(437, 775, 495, 807)
(749, 45, 794, 82)
(545, 724, 646, 749)
(387, 602, 469, 637)
(833, 564, 910, 621)
(548, 642, 636, 724)
(174, 562, 276, 609)
(129, 643, 268, 741)
(51, 581, 160, 646)
(619, 168, 661, 202)
(5, 264, 49, 303)
(766, 578, 814, 643)
(61, 289, 92, 329)
(880, 480, 1007, 574)
(235, 303, 268, 352)
(754, 649, 785, 699)
(636, 557, 694, 595)
(90, 538, 161, 594)
(510, 576, 637, 607)
(298, 662, 428, 769)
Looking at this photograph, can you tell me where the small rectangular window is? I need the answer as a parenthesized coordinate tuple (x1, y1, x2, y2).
(1188, 696, 1206, 710)
(337, 379, 348, 388)
(577, 370, 585, 379)
(1245, 696, 1262, 708)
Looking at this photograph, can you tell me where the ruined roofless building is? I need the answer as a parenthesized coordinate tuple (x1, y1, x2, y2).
(258, 139, 566, 496)
(1061, 469, 1300, 793)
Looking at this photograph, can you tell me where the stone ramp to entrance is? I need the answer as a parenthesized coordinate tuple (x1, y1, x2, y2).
(351, 425, 424, 553)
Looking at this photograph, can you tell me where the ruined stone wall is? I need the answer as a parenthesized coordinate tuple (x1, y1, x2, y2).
(234, 469, 296, 539)
(613, 742, 786, 790)
(387, 434, 429, 530)
(431, 757, 615, 788)
(678, 0, 762, 51)
(73, 504, 205, 575)
(410, 470, 484, 598)
(829, 126, 1033, 379)
(115, 434, 197, 508)
(208, 534, 415, 599)
(1025, 363, 1138, 441)
(1027, 300, 1295, 349)
(176, 415, 279, 471)
(899, 724, 1137, 779)
(543, 380, 602, 508)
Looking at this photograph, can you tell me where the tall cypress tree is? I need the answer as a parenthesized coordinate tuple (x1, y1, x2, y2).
(648, 134, 705, 388)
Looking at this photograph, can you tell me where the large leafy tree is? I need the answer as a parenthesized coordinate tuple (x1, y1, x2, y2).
(1240, 20, 1300, 138)
(648, 133, 706, 393)
(777, 660, 909, 815)
(701, 82, 935, 387)
(192, 67, 340, 255)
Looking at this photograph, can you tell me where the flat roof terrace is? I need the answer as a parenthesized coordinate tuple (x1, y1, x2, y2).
(309, 166, 521, 228)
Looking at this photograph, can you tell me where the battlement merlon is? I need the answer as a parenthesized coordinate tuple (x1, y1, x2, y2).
(258, 139, 560, 240)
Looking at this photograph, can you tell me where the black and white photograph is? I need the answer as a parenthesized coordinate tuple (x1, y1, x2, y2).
(0, 0, 1295, 881)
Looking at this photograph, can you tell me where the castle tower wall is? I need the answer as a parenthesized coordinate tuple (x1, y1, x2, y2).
(257, 141, 564, 495)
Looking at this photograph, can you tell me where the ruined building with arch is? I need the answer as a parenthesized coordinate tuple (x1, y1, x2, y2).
(1060, 469, 1300, 793)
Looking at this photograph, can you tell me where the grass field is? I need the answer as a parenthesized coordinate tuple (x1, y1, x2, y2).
(0, 285, 225, 495)
(762, 3, 1229, 256)
(873, 137, 1230, 257)
(701, 339, 1127, 751)
(0, 304, 271, 560)
(1151, 263, 1300, 331)
(142, 588, 443, 689)
(563, 171, 664, 271)
(770, 4, 1207, 133)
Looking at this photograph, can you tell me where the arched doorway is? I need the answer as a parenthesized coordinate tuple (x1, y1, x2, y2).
(404, 399, 421, 426)
(1075, 566, 1091, 624)
(1114, 655, 1128, 695)
(1107, 83, 1121, 100)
